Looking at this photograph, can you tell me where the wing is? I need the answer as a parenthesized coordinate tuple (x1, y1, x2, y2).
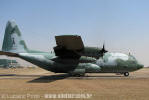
(55, 35, 84, 50)
(54, 35, 84, 58)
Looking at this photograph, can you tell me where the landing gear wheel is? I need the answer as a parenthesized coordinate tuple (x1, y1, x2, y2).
(75, 74, 85, 77)
(68, 73, 85, 77)
(75, 74, 81, 77)
(124, 72, 129, 77)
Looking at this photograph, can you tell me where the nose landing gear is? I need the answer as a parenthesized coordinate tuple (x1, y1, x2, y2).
(124, 72, 129, 77)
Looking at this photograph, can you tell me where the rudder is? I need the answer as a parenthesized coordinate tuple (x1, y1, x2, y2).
(2, 20, 28, 53)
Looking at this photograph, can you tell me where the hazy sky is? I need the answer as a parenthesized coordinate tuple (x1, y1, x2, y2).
(0, 0, 149, 66)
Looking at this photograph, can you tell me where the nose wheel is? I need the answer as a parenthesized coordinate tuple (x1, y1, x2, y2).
(124, 72, 129, 77)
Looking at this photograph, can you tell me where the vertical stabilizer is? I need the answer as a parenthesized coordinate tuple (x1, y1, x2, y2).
(2, 20, 28, 53)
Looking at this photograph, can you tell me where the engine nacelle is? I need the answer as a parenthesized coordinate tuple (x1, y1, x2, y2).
(79, 47, 102, 59)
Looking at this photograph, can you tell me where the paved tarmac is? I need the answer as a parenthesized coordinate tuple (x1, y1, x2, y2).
(0, 68, 148, 80)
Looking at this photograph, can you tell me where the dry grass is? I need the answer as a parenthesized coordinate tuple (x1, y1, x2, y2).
(0, 68, 149, 100)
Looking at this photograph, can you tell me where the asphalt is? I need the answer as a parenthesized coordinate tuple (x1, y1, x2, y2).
(0, 70, 148, 80)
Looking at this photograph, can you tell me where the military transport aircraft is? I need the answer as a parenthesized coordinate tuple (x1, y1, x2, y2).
(0, 21, 143, 77)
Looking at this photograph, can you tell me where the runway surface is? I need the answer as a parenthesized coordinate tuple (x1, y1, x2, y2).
(0, 67, 149, 80)
(0, 68, 149, 100)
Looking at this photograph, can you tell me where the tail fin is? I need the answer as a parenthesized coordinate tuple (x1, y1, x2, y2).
(2, 20, 28, 53)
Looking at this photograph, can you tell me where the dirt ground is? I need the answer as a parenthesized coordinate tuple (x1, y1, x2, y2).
(0, 67, 149, 100)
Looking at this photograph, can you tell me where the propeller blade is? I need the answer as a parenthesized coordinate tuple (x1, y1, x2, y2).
(101, 43, 108, 53)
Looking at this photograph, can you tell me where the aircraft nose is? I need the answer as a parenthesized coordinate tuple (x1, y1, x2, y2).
(137, 63, 144, 69)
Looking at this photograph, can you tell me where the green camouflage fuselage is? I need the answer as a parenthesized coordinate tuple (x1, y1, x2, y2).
(18, 51, 143, 74)
(0, 20, 143, 75)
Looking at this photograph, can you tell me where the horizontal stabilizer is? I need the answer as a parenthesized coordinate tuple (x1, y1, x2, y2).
(0, 51, 18, 57)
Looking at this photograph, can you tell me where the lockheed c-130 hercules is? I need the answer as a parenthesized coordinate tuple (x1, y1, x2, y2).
(0, 21, 143, 77)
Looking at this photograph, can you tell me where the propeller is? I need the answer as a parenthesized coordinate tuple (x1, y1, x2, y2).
(100, 43, 108, 54)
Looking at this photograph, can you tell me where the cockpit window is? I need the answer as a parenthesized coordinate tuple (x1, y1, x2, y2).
(129, 55, 137, 61)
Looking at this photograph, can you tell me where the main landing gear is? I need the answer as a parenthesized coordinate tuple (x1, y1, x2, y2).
(124, 72, 129, 77)
(69, 73, 85, 77)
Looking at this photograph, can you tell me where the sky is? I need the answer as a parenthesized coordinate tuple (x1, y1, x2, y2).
(0, 0, 149, 66)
